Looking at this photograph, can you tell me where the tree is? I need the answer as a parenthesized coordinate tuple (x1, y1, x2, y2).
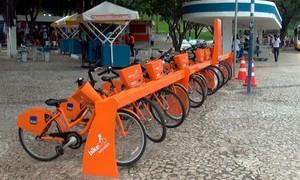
(16, 0, 43, 34)
(271, 0, 300, 40)
(150, 0, 192, 51)
(1, 0, 17, 57)
(1, 0, 16, 27)
(187, 23, 206, 39)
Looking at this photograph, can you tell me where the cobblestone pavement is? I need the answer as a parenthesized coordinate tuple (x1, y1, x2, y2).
(1, 50, 300, 180)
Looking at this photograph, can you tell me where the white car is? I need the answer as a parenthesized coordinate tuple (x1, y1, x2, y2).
(181, 39, 192, 50)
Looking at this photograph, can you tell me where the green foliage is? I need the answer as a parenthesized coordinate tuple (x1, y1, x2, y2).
(270, 0, 300, 39)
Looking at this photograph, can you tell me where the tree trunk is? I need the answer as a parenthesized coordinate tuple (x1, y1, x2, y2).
(166, 20, 191, 52)
(155, 15, 159, 33)
(280, 19, 290, 44)
(169, 26, 180, 51)
(29, 13, 36, 35)
(4, 0, 17, 58)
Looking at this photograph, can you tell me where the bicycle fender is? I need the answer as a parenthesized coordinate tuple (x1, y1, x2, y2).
(17, 107, 53, 136)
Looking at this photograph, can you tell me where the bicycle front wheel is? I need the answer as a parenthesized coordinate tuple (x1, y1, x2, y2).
(218, 63, 230, 85)
(115, 110, 147, 166)
(201, 67, 220, 96)
(169, 83, 190, 117)
(153, 89, 186, 128)
(208, 66, 225, 89)
(188, 75, 206, 108)
(220, 61, 233, 81)
(137, 98, 166, 143)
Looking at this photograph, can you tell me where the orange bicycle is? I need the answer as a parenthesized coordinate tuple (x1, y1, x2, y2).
(94, 66, 167, 142)
(17, 70, 147, 166)
(158, 49, 207, 108)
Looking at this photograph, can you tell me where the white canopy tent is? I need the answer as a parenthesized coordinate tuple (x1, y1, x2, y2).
(81, 1, 139, 66)
(51, 14, 80, 39)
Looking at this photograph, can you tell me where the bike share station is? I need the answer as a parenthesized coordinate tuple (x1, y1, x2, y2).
(15, 0, 284, 178)
(17, 16, 233, 177)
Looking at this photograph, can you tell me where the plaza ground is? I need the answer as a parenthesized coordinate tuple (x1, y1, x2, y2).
(0, 49, 300, 179)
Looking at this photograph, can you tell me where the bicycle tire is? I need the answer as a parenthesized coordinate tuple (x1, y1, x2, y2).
(218, 63, 230, 85)
(116, 109, 147, 166)
(18, 121, 62, 161)
(137, 98, 167, 143)
(208, 66, 225, 89)
(193, 73, 208, 97)
(220, 61, 233, 80)
(169, 83, 191, 117)
(153, 89, 186, 128)
(188, 75, 206, 108)
(201, 67, 220, 96)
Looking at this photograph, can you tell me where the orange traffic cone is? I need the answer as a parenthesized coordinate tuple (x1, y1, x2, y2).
(243, 61, 257, 87)
(236, 56, 247, 80)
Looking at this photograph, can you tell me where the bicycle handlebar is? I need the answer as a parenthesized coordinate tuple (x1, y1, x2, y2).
(158, 48, 173, 60)
(88, 68, 96, 87)
(97, 66, 120, 77)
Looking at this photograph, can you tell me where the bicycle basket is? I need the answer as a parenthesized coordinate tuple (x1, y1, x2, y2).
(174, 53, 189, 69)
(204, 48, 211, 60)
(119, 64, 143, 89)
(195, 49, 205, 63)
(145, 59, 165, 80)
(72, 82, 102, 104)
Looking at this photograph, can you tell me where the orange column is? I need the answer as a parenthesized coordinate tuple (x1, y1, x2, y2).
(82, 98, 119, 178)
(212, 18, 222, 65)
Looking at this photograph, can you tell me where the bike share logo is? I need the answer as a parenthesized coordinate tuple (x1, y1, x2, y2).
(88, 133, 110, 156)
(128, 69, 141, 87)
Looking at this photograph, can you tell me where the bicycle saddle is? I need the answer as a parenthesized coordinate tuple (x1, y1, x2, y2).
(101, 75, 118, 82)
(45, 99, 67, 107)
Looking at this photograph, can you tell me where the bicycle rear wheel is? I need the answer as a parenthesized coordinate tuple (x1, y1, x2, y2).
(153, 89, 186, 128)
(218, 63, 230, 85)
(188, 75, 206, 108)
(136, 98, 166, 143)
(194, 73, 208, 97)
(208, 66, 225, 89)
(168, 83, 190, 117)
(115, 110, 147, 166)
(201, 67, 220, 96)
(220, 61, 233, 80)
(18, 121, 62, 161)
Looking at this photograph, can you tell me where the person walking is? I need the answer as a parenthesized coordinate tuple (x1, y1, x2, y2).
(272, 34, 281, 62)
(233, 36, 240, 60)
(150, 33, 155, 47)
(80, 30, 88, 67)
(129, 33, 135, 57)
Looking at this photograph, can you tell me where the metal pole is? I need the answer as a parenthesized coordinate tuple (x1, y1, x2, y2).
(247, 0, 255, 94)
(233, 0, 238, 76)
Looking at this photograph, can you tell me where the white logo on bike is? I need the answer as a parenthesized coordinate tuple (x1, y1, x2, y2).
(88, 133, 110, 156)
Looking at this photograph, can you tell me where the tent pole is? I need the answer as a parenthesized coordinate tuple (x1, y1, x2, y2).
(89, 22, 108, 42)
(84, 22, 105, 43)
(58, 27, 68, 39)
(112, 22, 130, 42)
(56, 28, 65, 39)
(110, 42, 114, 66)
(110, 22, 130, 67)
